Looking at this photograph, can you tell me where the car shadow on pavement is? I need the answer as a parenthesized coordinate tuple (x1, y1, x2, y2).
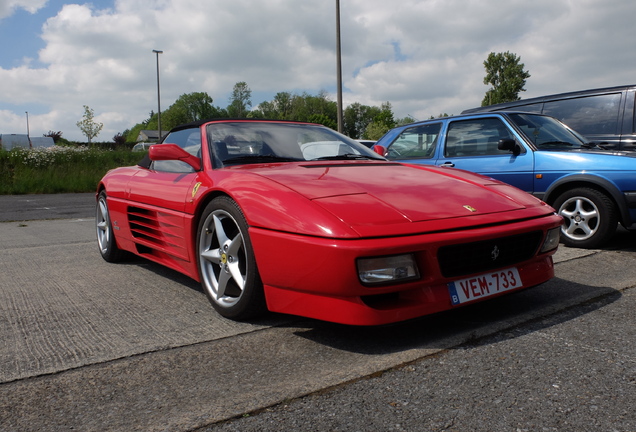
(117, 255, 205, 292)
(104, 240, 627, 356)
(289, 278, 621, 356)
(111, 255, 295, 328)
(601, 226, 636, 252)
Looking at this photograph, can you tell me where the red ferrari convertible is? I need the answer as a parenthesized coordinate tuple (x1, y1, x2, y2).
(96, 120, 562, 325)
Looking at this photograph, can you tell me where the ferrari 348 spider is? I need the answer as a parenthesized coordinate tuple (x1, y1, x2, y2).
(96, 119, 562, 325)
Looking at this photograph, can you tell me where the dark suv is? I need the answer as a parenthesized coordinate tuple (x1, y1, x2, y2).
(462, 85, 636, 151)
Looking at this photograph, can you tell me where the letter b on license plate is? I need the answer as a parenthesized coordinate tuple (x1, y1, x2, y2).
(448, 267, 522, 305)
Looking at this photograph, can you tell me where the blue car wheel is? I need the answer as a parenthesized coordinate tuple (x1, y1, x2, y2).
(553, 187, 618, 249)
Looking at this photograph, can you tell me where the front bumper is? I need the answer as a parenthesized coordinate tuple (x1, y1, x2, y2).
(250, 214, 562, 325)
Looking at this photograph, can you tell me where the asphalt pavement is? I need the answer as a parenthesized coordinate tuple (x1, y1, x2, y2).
(0, 194, 634, 431)
(207, 290, 636, 432)
(0, 192, 95, 221)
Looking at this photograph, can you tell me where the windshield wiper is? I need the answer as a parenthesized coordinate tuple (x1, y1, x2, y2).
(581, 142, 610, 150)
(222, 155, 300, 165)
(312, 153, 381, 161)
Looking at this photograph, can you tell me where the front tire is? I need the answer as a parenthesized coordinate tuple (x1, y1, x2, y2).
(196, 196, 265, 320)
(96, 191, 126, 262)
(552, 187, 617, 249)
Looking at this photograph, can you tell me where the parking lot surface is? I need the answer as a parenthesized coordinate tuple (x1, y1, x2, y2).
(0, 194, 634, 431)
(207, 290, 636, 432)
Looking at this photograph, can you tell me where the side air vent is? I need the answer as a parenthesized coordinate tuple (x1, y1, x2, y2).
(127, 206, 189, 261)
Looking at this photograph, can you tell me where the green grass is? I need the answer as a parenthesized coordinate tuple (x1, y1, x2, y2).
(0, 146, 144, 194)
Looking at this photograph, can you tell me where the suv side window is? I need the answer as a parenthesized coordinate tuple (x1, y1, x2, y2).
(152, 128, 201, 173)
(542, 93, 622, 135)
(387, 123, 441, 159)
(445, 118, 515, 157)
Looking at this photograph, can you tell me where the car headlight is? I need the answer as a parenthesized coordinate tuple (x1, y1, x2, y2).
(357, 254, 419, 285)
(540, 227, 561, 253)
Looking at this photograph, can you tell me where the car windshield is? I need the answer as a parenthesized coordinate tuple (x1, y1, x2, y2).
(507, 113, 588, 150)
(206, 122, 384, 167)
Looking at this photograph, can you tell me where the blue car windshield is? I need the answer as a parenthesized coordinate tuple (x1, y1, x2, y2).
(508, 113, 587, 150)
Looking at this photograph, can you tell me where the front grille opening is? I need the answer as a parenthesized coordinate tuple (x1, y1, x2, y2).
(438, 231, 543, 278)
(360, 292, 401, 309)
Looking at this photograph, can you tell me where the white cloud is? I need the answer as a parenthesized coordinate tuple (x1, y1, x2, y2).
(0, 0, 47, 19)
(0, 0, 635, 141)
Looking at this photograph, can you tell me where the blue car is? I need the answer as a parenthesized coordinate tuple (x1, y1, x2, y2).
(376, 112, 636, 248)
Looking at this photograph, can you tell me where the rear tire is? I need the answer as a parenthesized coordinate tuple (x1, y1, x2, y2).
(552, 187, 617, 249)
(196, 196, 266, 320)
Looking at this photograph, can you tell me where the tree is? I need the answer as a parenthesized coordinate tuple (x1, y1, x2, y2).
(44, 131, 63, 143)
(361, 102, 396, 139)
(126, 124, 145, 144)
(363, 121, 389, 140)
(112, 133, 126, 146)
(481, 51, 530, 106)
(287, 92, 337, 124)
(253, 91, 294, 119)
(303, 91, 337, 121)
(428, 113, 450, 120)
(76, 105, 104, 143)
(124, 93, 226, 143)
(162, 92, 225, 129)
(251, 91, 338, 126)
(374, 102, 396, 129)
(307, 113, 337, 130)
(273, 92, 293, 118)
(343, 103, 380, 138)
(227, 82, 252, 118)
(395, 115, 417, 127)
(252, 91, 293, 119)
(252, 100, 277, 119)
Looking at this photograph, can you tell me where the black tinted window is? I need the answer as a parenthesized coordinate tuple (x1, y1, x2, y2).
(542, 93, 621, 135)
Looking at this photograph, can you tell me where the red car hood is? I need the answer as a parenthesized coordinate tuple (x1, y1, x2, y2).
(249, 162, 543, 228)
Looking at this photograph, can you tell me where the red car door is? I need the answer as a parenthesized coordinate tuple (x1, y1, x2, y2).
(124, 127, 203, 263)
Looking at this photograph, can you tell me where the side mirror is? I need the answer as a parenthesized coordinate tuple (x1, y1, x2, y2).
(149, 144, 202, 171)
(498, 138, 521, 156)
(372, 144, 388, 157)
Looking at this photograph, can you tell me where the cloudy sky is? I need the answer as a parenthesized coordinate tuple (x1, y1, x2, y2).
(1, 0, 634, 142)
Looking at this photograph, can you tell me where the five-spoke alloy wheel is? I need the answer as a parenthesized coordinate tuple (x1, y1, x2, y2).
(197, 196, 265, 319)
(96, 191, 126, 262)
(553, 187, 617, 249)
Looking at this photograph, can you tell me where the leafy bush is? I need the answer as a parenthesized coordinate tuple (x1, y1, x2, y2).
(0, 146, 143, 194)
(113, 133, 127, 146)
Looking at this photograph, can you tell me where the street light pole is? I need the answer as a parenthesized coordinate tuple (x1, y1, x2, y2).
(25, 111, 32, 148)
(335, 0, 343, 133)
(152, 50, 163, 141)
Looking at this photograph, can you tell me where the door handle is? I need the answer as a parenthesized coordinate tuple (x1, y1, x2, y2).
(440, 162, 455, 168)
